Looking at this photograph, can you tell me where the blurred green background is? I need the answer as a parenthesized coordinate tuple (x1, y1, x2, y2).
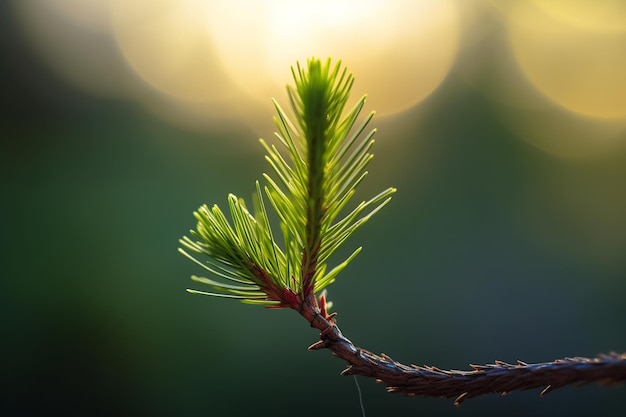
(2, 1, 625, 416)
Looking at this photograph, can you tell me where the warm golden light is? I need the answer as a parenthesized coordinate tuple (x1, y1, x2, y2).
(508, 2, 626, 120)
(110, 0, 232, 103)
(12, 0, 626, 158)
(206, 0, 460, 118)
(533, 0, 626, 33)
(16, 0, 458, 128)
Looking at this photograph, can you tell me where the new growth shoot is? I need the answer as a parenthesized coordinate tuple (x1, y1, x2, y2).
(180, 58, 395, 309)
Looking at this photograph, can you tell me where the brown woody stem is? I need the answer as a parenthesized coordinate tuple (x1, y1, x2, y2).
(297, 294, 626, 405)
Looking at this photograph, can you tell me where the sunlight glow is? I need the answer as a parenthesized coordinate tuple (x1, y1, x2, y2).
(14, 0, 624, 158)
(508, 2, 626, 120)
(205, 0, 460, 117)
(110, 0, 232, 103)
(14, 0, 459, 127)
(533, 0, 626, 33)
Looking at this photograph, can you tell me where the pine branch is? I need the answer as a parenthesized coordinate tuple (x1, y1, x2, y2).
(181, 58, 395, 305)
(299, 294, 626, 406)
(180, 57, 625, 406)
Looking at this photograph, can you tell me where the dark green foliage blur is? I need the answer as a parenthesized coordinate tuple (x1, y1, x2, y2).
(2, 3, 625, 416)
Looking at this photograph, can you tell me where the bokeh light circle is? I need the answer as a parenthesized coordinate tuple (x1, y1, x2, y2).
(508, 2, 626, 120)
(205, 0, 460, 118)
(533, 0, 626, 33)
(14, 0, 460, 129)
(110, 0, 235, 104)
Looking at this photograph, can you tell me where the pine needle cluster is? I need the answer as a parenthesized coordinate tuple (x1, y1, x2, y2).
(180, 58, 395, 307)
(178, 58, 625, 405)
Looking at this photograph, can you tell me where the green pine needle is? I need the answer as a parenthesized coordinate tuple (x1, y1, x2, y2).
(180, 57, 396, 306)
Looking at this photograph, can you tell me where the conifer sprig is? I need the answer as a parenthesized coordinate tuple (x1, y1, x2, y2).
(179, 58, 626, 406)
(180, 58, 395, 306)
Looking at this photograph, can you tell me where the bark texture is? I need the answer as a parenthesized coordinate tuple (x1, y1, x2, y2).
(299, 294, 626, 405)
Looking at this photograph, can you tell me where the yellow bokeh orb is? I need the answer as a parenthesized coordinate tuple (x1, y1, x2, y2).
(508, 2, 626, 120)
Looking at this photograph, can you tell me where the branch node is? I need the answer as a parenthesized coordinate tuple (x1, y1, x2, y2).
(308, 340, 328, 351)
(320, 322, 335, 337)
(540, 385, 553, 397)
(341, 366, 355, 376)
(454, 392, 468, 406)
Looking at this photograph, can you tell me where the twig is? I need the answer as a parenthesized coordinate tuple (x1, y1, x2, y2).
(299, 294, 626, 405)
